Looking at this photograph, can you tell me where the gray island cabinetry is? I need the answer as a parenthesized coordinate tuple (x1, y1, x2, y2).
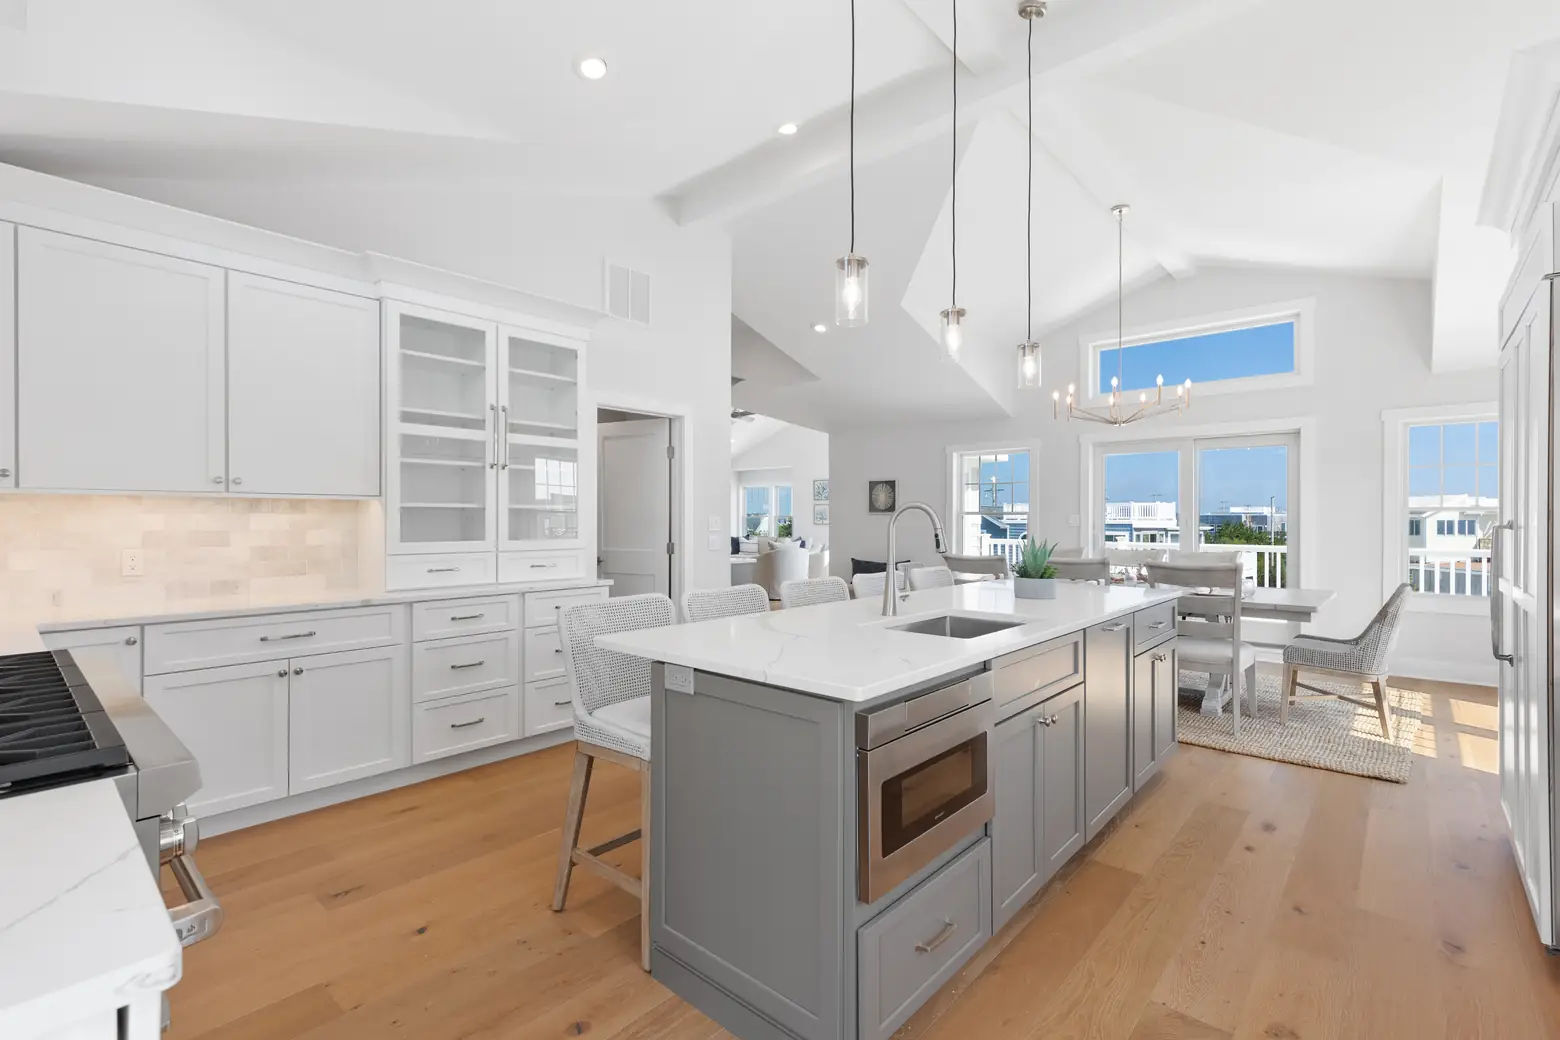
(595, 582, 1182, 1040)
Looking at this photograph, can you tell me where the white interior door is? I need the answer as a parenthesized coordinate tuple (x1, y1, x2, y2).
(597, 418, 671, 597)
(228, 273, 380, 497)
(17, 227, 225, 492)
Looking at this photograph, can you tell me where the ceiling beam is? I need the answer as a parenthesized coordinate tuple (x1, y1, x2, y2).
(660, 0, 1272, 226)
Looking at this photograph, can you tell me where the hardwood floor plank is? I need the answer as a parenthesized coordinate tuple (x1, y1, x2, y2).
(1128, 1002, 1231, 1040)
(198, 984, 344, 1040)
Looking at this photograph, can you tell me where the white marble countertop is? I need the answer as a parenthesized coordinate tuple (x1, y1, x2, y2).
(0, 780, 181, 1035)
(8, 577, 612, 635)
(596, 580, 1182, 703)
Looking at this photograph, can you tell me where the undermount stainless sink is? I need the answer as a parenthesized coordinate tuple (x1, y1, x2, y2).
(887, 614, 1024, 639)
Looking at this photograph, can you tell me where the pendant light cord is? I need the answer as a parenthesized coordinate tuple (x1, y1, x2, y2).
(950, 0, 958, 309)
(1025, 15, 1033, 341)
(1117, 207, 1125, 386)
(849, 0, 856, 254)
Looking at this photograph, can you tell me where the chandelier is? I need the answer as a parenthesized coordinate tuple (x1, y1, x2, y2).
(1054, 204, 1192, 424)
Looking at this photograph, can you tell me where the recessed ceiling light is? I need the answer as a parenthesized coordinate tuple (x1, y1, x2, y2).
(812, 323, 828, 333)
(777, 122, 799, 136)
(577, 57, 608, 80)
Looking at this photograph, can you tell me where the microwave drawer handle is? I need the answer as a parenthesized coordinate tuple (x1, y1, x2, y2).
(914, 918, 957, 954)
(167, 854, 224, 948)
(259, 630, 316, 642)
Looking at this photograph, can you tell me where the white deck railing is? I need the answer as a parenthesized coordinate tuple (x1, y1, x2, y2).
(1409, 550, 1492, 596)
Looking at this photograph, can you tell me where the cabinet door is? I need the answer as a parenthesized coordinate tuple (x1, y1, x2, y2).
(386, 301, 498, 555)
(498, 326, 583, 550)
(288, 644, 409, 795)
(144, 662, 288, 816)
(1132, 650, 1156, 790)
(1039, 683, 1086, 877)
(40, 626, 143, 694)
(0, 221, 13, 489)
(991, 701, 1045, 932)
(1153, 643, 1178, 762)
(1084, 619, 1133, 840)
(228, 273, 379, 497)
(18, 228, 224, 492)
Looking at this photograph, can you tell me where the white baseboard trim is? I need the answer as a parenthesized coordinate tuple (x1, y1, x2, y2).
(203, 728, 575, 837)
(1388, 656, 1498, 689)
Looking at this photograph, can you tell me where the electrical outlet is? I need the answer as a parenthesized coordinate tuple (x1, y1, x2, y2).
(707, 533, 722, 552)
(120, 549, 145, 577)
(708, 515, 722, 532)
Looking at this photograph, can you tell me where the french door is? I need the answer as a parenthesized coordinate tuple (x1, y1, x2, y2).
(1094, 431, 1299, 588)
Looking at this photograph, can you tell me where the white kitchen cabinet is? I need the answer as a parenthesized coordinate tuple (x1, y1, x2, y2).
(39, 626, 143, 694)
(227, 272, 380, 497)
(17, 228, 225, 493)
(144, 662, 289, 816)
(499, 325, 583, 551)
(288, 644, 409, 795)
(0, 221, 14, 490)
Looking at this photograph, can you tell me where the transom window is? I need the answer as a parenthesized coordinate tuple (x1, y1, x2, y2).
(1405, 421, 1497, 596)
(952, 450, 1030, 567)
(1089, 308, 1306, 398)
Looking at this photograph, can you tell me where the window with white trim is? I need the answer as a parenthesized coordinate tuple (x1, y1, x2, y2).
(1085, 302, 1311, 401)
(952, 450, 1030, 567)
(741, 484, 792, 538)
(1404, 419, 1498, 597)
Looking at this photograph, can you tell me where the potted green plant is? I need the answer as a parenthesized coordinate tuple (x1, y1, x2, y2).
(1012, 537, 1059, 599)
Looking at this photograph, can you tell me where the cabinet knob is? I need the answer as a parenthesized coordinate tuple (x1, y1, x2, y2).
(277, 669, 287, 678)
(293, 667, 304, 676)
(212, 476, 224, 484)
(231, 477, 243, 486)
(124, 636, 138, 646)
(0, 468, 10, 478)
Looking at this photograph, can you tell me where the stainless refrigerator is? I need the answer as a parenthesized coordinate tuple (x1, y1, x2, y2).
(1495, 195, 1558, 950)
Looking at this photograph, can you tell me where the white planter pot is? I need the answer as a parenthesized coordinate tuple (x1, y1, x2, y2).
(1013, 577, 1057, 599)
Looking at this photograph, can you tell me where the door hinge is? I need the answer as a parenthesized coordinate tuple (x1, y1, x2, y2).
(666, 444, 675, 460)
(666, 541, 676, 556)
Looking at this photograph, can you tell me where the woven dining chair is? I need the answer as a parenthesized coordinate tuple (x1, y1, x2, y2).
(908, 565, 954, 590)
(680, 583, 769, 623)
(779, 576, 850, 609)
(552, 593, 676, 971)
(1281, 583, 1411, 738)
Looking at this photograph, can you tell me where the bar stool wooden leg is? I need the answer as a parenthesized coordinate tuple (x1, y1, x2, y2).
(552, 748, 594, 912)
(640, 759, 653, 972)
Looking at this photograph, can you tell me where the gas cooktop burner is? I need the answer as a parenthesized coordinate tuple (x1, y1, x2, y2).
(0, 651, 129, 797)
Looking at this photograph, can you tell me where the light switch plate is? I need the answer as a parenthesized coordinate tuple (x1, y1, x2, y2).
(707, 533, 722, 551)
(708, 515, 722, 531)
(1067, 514, 1081, 527)
(121, 549, 144, 577)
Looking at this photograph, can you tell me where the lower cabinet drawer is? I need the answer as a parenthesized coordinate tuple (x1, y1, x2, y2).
(524, 586, 609, 628)
(387, 552, 497, 591)
(992, 632, 1083, 714)
(145, 606, 404, 675)
(524, 626, 566, 682)
(411, 594, 521, 641)
(858, 838, 992, 1040)
(412, 686, 519, 764)
(1134, 601, 1177, 651)
(412, 631, 519, 703)
(524, 676, 575, 737)
(499, 550, 585, 584)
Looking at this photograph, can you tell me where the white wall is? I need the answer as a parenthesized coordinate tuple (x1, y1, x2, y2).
(732, 420, 830, 548)
(53, 173, 735, 595)
(830, 267, 1498, 684)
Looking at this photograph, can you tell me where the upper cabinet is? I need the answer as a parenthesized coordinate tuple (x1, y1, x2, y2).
(0, 222, 14, 490)
(228, 273, 380, 497)
(386, 303, 585, 559)
(18, 228, 225, 493)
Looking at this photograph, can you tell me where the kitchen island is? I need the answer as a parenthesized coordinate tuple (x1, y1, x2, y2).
(597, 580, 1183, 1040)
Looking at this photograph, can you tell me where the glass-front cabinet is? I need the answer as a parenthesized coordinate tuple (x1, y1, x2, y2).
(386, 304, 584, 558)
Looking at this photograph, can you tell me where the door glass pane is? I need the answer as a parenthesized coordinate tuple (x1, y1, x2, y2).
(1103, 451, 1180, 548)
(505, 334, 578, 440)
(507, 444, 578, 543)
(398, 434, 489, 547)
(399, 315, 489, 432)
(1197, 444, 1289, 587)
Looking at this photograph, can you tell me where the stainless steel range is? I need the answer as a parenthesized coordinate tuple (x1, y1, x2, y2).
(0, 648, 222, 949)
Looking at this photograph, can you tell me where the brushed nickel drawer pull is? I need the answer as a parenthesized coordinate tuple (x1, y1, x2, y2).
(553, 648, 563, 654)
(260, 630, 316, 642)
(553, 698, 572, 707)
(530, 563, 550, 569)
(1100, 623, 1127, 633)
(450, 717, 486, 729)
(1148, 620, 1169, 629)
(915, 918, 957, 954)
(450, 660, 486, 670)
(427, 567, 459, 574)
(449, 613, 485, 621)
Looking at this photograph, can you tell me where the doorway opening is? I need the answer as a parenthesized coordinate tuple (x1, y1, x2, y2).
(597, 407, 680, 601)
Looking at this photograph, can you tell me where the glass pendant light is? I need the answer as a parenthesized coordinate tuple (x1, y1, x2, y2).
(1015, 1, 1046, 389)
(940, 0, 965, 360)
(835, 0, 868, 327)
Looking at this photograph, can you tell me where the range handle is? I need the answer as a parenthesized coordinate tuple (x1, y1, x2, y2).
(159, 806, 224, 948)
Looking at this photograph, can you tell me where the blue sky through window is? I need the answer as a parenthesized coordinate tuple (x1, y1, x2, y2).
(1098, 321, 1296, 394)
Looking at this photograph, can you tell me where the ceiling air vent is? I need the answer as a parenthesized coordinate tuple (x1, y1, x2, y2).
(605, 262, 651, 326)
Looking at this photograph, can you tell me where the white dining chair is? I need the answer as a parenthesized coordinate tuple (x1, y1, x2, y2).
(680, 583, 769, 623)
(908, 565, 954, 590)
(851, 570, 906, 599)
(939, 553, 1010, 580)
(779, 576, 850, 609)
(1281, 583, 1410, 738)
(552, 593, 676, 972)
(1146, 560, 1257, 736)
(1050, 557, 1110, 582)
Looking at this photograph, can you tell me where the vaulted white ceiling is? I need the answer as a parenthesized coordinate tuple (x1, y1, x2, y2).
(0, 0, 1552, 432)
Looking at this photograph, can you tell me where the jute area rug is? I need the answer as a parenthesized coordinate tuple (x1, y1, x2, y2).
(1175, 671, 1426, 783)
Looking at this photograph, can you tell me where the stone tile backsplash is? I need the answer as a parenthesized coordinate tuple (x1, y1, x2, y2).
(0, 495, 383, 617)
